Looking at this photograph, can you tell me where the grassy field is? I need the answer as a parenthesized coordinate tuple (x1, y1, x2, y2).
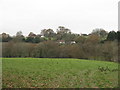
(2, 58, 119, 88)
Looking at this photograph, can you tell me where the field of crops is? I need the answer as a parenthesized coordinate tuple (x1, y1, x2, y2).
(2, 58, 118, 88)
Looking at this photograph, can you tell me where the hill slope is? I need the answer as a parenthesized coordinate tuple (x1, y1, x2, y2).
(2, 58, 118, 88)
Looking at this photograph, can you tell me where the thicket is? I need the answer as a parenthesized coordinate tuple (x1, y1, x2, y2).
(1, 27, 120, 62)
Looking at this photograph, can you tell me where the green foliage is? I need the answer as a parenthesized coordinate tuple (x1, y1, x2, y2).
(41, 29, 56, 38)
(107, 31, 117, 41)
(25, 36, 45, 43)
(25, 37, 35, 43)
(57, 26, 71, 34)
(56, 26, 73, 41)
(117, 31, 120, 41)
(34, 36, 41, 43)
(2, 58, 118, 88)
(2, 36, 12, 42)
(92, 28, 108, 39)
(16, 31, 23, 37)
(75, 36, 86, 44)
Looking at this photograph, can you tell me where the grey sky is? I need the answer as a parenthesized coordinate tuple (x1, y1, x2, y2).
(0, 0, 119, 36)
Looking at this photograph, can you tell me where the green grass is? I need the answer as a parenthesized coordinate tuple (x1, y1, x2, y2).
(2, 58, 119, 88)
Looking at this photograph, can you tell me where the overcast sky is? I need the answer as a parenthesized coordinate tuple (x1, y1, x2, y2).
(0, 0, 119, 36)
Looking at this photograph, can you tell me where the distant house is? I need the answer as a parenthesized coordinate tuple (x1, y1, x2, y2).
(57, 40, 76, 44)
(57, 40, 65, 44)
(41, 35, 45, 38)
(70, 41, 76, 44)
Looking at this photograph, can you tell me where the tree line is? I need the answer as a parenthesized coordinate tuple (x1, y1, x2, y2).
(1, 26, 120, 62)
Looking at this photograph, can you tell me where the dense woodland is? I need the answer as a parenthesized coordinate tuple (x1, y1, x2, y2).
(1, 26, 120, 62)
